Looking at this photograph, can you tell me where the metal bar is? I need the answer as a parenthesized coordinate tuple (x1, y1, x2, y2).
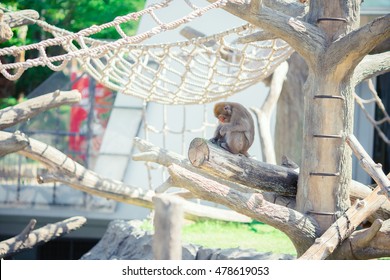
(310, 172, 340, 176)
(314, 95, 345, 100)
(313, 134, 343, 139)
(317, 17, 347, 23)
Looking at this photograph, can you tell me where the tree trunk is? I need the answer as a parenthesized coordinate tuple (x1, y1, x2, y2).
(296, 0, 359, 234)
(297, 72, 353, 233)
(275, 53, 307, 165)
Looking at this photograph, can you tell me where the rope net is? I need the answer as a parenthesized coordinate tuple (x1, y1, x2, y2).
(0, 0, 293, 105)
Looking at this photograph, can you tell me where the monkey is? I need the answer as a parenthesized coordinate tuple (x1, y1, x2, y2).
(209, 102, 254, 157)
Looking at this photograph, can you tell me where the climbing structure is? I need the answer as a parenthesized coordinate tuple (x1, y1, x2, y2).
(0, 0, 293, 104)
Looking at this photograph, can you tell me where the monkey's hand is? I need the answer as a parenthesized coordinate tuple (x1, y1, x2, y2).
(219, 125, 228, 136)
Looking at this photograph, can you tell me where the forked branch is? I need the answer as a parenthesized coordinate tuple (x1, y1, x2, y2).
(0, 216, 86, 258)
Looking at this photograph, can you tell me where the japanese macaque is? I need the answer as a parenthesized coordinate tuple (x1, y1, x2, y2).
(210, 102, 254, 157)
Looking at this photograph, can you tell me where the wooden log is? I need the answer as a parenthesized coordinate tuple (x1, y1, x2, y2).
(188, 138, 298, 196)
(134, 137, 389, 221)
(0, 216, 86, 258)
(153, 195, 184, 260)
(0, 90, 81, 130)
(168, 163, 318, 256)
(0, 131, 249, 223)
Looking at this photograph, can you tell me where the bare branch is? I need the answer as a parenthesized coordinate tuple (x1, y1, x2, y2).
(0, 216, 86, 258)
(206, 0, 325, 65)
(347, 134, 390, 199)
(168, 163, 318, 256)
(300, 134, 390, 259)
(0, 10, 12, 42)
(135, 137, 389, 221)
(327, 14, 390, 72)
(235, 30, 278, 43)
(331, 219, 390, 259)
(353, 52, 390, 86)
(0, 90, 82, 130)
(299, 185, 388, 260)
(262, 0, 307, 17)
(9, 219, 37, 254)
(0, 131, 29, 157)
(2, 10, 39, 28)
(1, 131, 248, 223)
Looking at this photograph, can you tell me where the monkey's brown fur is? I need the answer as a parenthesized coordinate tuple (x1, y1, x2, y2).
(210, 102, 254, 157)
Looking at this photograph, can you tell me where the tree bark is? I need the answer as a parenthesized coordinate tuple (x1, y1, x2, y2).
(2, 10, 39, 28)
(168, 163, 318, 256)
(188, 138, 298, 196)
(299, 185, 388, 260)
(0, 131, 29, 157)
(0, 90, 81, 130)
(153, 195, 184, 260)
(134, 137, 390, 222)
(0, 131, 249, 223)
(332, 219, 390, 260)
(0, 216, 86, 258)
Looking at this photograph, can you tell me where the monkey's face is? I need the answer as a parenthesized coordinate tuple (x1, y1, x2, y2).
(214, 102, 232, 123)
(218, 114, 230, 123)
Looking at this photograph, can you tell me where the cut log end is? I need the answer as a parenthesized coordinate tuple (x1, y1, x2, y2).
(188, 138, 210, 167)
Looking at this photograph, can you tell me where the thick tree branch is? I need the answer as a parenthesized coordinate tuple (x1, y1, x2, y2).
(0, 216, 86, 258)
(353, 52, 390, 86)
(0, 131, 247, 223)
(333, 219, 390, 259)
(235, 30, 278, 43)
(0, 90, 82, 130)
(2, 10, 39, 28)
(168, 163, 318, 256)
(133, 137, 266, 195)
(0, 131, 29, 157)
(207, 0, 325, 65)
(300, 134, 390, 260)
(299, 185, 388, 260)
(261, 0, 307, 17)
(327, 14, 390, 72)
(134, 137, 390, 221)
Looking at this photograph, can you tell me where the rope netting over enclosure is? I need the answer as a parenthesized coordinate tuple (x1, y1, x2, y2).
(0, 0, 293, 104)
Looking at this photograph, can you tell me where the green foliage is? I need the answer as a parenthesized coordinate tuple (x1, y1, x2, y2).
(2, 0, 145, 38)
(141, 219, 296, 255)
(0, 97, 17, 109)
(0, 0, 145, 99)
(182, 220, 296, 255)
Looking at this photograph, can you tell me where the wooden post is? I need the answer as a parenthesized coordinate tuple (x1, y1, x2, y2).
(153, 195, 184, 260)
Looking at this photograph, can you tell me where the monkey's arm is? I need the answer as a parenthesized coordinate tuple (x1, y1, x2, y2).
(219, 122, 250, 135)
(209, 124, 223, 144)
